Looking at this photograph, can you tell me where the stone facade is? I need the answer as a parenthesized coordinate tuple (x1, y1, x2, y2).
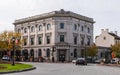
(13, 9, 95, 62)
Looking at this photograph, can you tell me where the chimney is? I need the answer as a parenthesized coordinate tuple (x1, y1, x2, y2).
(101, 29, 104, 33)
(115, 31, 117, 35)
(110, 31, 113, 33)
(106, 29, 109, 32)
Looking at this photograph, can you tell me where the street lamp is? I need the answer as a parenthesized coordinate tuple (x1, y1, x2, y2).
(11, 37, 15, 66)
(51, 46, 56, 62)
(84, 44, 87, 60)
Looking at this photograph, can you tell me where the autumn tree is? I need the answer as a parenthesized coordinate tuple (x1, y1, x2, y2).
(0, 31, 22, 51)
(111, 44, 120, 58)
(86, 44, 98, 58)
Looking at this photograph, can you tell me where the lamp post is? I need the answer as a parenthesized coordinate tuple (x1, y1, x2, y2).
(52, 46, 56, 62)
(84, 44, 87, 60)
(11, 37, 15, 66)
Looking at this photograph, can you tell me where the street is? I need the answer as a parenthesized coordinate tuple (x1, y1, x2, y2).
(2, 62, 120, 75)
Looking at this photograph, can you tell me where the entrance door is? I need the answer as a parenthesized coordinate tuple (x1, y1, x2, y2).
(59, 50, 66, 62)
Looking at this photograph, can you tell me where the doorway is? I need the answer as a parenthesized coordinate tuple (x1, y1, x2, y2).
(59, 50, 66, 62)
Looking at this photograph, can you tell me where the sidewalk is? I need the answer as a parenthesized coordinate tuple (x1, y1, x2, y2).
(98, 63, 120, 67)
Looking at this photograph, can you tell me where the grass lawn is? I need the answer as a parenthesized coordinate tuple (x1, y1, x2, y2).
(0, 63, 33, 72)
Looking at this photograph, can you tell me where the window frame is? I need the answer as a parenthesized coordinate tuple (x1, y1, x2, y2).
(74, 24, 77, 31)
(60, 35, 64, 42)
(31, 26, 34, 32)
(39, 25, 42, 31)
(74, 36, 77, 44)
(38, 37, 42, 45)
(24, 28, 27, 33)
(30, 37, 34, 45)
(47, 24, 51, 30)
(46, 36, 50, 44)
(60, 23, 64, 29)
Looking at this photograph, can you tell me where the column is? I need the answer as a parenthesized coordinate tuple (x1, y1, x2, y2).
(43, 23, 46, 45)
(21, 27, 24, 45)
(28, 26, 30, 46)
(35, 24, 38, 45)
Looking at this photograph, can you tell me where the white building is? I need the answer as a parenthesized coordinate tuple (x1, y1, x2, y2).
(13, 9, 95, 62)
(95, 29, 120, 62)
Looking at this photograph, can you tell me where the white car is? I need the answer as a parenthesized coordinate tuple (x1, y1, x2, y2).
(72, 59, 76, 63)
(111, 58, 119, 64)
(2, 55, 10, 61)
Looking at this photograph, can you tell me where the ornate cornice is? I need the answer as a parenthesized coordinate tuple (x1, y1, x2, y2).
(13, 9, 95, 25)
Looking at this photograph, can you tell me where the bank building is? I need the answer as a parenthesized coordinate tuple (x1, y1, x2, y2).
(13, 9, 95, 62)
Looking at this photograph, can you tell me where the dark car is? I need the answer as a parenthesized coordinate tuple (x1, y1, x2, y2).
(76, 58, 87, 65)
(2, 55, 10, 61)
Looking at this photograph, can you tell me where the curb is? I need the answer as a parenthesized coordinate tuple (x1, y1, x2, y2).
(0, 67, 36, 74)
(97, 64, 120, 67)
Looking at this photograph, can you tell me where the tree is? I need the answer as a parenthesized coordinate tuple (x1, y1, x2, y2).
(86, 44, 98, 58)
(111, 43, 120, 58)
(0, 31, 22, 52)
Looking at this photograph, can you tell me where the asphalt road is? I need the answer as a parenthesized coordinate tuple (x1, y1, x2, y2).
(2, 62, 120, 75)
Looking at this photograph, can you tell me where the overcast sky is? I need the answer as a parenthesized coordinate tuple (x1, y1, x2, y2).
(0, 0, 120, 39)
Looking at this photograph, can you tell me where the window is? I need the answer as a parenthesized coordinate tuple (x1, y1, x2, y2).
(88, 27, 90, 33)
(31, 26, 34, 32)
(46, 49, 50, 57)
(24, 38, 27, 46)
(46, 36, 50, 44)
(39, 25, 42, 31)
(18, 29, 21, 33)
(30, 37, 34, 45)
(30, 49, 34, 56)
(74, 36, 77, 44)
(47, 24, 51, 30)
(74, 49, 77, 58)
(60, 35, 64, 42)
(38, 37, 42, 45)
(60, 23, 64, 29)
(81, 37, 84, 45)
(24, 28, 27, 33)
(81, 26, 84, 31)
(74, 24, 77, 30)
(87, 38, 90, 46)
(103, 37, 106, 40)
(38, 49, 42, 56)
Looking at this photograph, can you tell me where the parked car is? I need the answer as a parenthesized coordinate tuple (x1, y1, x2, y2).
(72, 59, 76, 64)
(111, 58, 119, 64)
(94, 59, 101, 64)
(2, 55, 10, 61)
(75, 58, 87, 65)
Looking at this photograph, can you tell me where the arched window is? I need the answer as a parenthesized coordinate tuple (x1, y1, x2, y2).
(39, 25, 42, 31)
(22, 49, 28, 60)
(47, 24, 51, 30)
(46, 49, 50, 57)
(31, 26, 34, 32)
(18, 29, 21, 33)
(38, 49, 42, 56)
(24, 28, 27, 33)
(30, 49, 34, 56)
